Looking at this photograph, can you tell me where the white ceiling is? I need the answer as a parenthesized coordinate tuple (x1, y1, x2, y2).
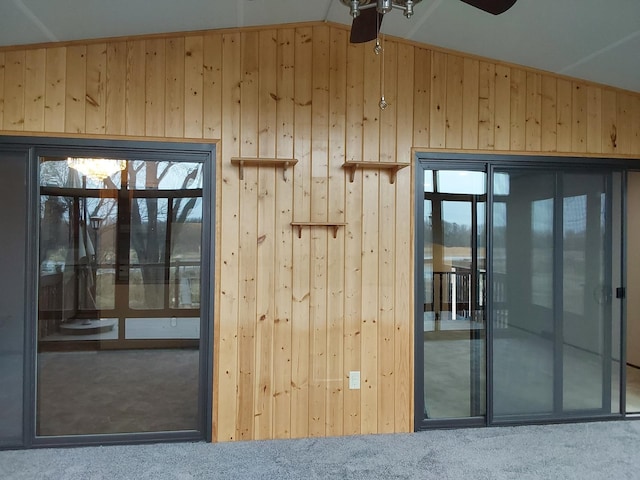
(1, 0, 639, 93)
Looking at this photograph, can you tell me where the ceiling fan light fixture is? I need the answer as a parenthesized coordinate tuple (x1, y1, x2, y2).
(377, 0, 393, 14)
(340, 0, 422, 19)
(404, 0, 416, 18)
(348, 0, 362, 17)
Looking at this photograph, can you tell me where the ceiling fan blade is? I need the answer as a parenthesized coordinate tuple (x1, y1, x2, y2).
(350, 7, 384, 43)
(460, 0, 518, 15)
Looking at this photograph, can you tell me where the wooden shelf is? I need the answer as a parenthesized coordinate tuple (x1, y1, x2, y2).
(231, 157, 298, 181)
(291, 222, 347, 239)
(342, 161, 409, 184)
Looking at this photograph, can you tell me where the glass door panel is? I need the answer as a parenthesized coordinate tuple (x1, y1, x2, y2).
(492, 172, 555, 416)
(36, 157, 204, 437)
(421, 169, 486, 420)
(491, 168, 622, 420)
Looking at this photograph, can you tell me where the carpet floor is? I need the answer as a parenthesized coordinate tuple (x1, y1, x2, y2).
(2, 420, 640, 479)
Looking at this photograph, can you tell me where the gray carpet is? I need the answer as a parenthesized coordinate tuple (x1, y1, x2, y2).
(2, 421, 640, 479)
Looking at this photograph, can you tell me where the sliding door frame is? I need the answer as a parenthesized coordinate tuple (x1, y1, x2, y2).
(415, 151, 640, 431)
(0, 135, 215, 449)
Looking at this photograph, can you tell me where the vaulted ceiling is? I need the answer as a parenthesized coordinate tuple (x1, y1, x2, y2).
(2, 0, 639, 93)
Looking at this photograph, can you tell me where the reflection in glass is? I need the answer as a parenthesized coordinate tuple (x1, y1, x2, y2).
(562, 174, 611, 412)
(422, 169, 486, 419)
(531, 199, 553, 309)
(170, 198, 203, 310)
(128, 160, 203, 190)
(37, 157, 203, 436)
(492, 169, 621, 419)
(129, 198, 168, 310)
(493, 171, 555, 416)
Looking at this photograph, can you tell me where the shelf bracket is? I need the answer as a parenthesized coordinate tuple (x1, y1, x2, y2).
(347, 165, 356, 183)
(390, 167, 399, 185)
(237, 160, 245, 181)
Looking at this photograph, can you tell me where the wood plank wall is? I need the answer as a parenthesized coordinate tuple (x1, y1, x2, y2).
(1, 22, 640, 442)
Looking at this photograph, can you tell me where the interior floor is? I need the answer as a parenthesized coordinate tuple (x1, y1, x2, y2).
(37, 349, 199, 436)
(423, 326, 639, 419)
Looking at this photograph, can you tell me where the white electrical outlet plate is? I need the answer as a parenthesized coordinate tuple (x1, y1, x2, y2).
(349, 371, 360, 390)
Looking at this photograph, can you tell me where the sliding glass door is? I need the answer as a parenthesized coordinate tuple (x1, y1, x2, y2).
(416, 156, 624, 428)
(492, 168, 622, 420)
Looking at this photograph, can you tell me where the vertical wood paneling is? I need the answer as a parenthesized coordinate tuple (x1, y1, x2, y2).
(586, 85, 602, 154)
(601, 89, 617, 154)
(376, 42, 396, 432)
(290, 26, 313, 439)
(125, 41, 145, 136)
(394, 42, 413, 433)
(631, 95, 640, 154)
(215, 31, 242, 442)
(525, 72, 541, 151)
(362, 41, 381, 161)
(273, 28, 295, 439)
(360, 167, 379, 435)
(617, 93, 632, 155)
(377, 40, 399, 434)
(85, 43, 106, 135)
(541, 75, 557, 152)
(326, 27, 346, 438)
(165, 37, 185, 137)
(65, 45, 86, 134)
(343, 41, 364, 437)
(556, 79, 572, 152)
(254, 28, 277, 440)
(360, 31, 381, 436)
(494, 65, 510, 150)
(412, 48, 430, 147)
(144, 39, 165, 137)
(462, 58, 479, 149)
(4, 51, 25, 131)
(24, 49, 45, 131)
(430, 51, 446, 148)
(377, 93, 396, 437)
(379, 41, 397, 163)
(3, 23, 640, 445)
(377, 170, 395, 434)
(44, 47, 65, 132)
(237, 30, 260, 441)
(510, 68, 526, 150)
(185, 36, 204, 138)
(571, 82, 587, 153)
(203, 33, 222, 140)
(105, 42, 126, 135)
(309, 25, 329, 438)
(445, 55, 463, 149)
(478, 61, 495, 150)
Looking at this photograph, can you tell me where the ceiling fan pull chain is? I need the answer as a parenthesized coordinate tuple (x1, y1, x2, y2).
(377, 32, 387, 110)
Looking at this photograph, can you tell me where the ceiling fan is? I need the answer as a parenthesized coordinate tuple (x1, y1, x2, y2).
(342, 0, 518, 43)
